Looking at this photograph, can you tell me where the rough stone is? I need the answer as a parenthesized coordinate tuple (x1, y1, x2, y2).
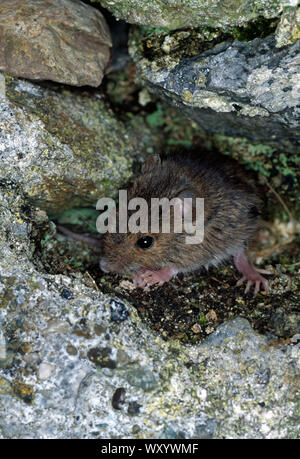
(0, 73, 146, 214)
(0, 0, 112, 87)
(0, 188, 300, 438)
(98, 0, 285, 30)
(276, 6, 300, 47)
(130, 30, 300, 152)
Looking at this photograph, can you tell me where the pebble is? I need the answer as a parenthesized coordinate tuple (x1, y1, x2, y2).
(87, 347, 116, 369)
(38, 362, 54, 380)
(126, 368, 157, 392)
(110, 299, 129, 322)
(112, 387, 126, 410)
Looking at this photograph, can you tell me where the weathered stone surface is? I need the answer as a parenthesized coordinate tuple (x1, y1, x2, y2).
(98, 0, 285, 30)
(0, 0, 112, 87)
(130, 29, 300, 152)
(0, 188, 300, 438)
(276, 6, 300, 47)
(0, 73, 147, 214)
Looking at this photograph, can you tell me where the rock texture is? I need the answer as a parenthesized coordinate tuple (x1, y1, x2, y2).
(98, 0, 284, 30)
(0, 0, 112, 87)
(276, 5, 300, 47)
(130, 30, 300, 152)
(0, 187, 300, 438)
(0, 73, 148, 214)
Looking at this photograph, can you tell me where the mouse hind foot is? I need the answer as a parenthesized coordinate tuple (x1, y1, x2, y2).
(234, 251, 272, 295)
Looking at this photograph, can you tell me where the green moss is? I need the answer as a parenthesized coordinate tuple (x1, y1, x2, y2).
(146, 103, 165, 128)
(52, 208, 100, 233)
(211, 135, 300, 220)
(198, 315, 208, 326)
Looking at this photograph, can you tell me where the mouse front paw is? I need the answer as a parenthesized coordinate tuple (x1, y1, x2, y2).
(133, 267, 177, 291)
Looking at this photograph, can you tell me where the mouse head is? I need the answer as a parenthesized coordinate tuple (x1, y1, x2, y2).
(99, 155, 200, 275)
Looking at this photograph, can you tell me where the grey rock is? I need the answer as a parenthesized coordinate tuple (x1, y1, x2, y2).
(0, 0, 112, 87)
(276, 6, 300, 47)
(0, 188, 300, 438)
(0, 73, 146, 214)
(110, 298, 129, 322)
(130, 32, 300, 151)
(99, 0, 284, 30)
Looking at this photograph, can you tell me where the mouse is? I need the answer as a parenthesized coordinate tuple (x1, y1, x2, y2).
(98, 151, 271, 295)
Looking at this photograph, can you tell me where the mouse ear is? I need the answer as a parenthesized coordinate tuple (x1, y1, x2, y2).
(141, 155, 161, 174)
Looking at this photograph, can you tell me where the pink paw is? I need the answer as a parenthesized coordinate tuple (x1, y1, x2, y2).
(234, 251, 271, 296)
(133, 267, 177, 291)
(236, 272, 269, 295)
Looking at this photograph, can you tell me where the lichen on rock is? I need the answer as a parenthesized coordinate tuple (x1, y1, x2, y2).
(97, 0, 284, 30)
(129, 27, 300, 152)
(275, 6, 300, 47)
(0, 187, 300, 438)
(0, 73, 148, 214)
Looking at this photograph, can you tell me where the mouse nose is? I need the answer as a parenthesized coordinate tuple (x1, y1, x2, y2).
(99, 258, 111, 273)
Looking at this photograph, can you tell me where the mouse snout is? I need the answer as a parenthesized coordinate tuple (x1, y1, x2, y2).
(99, 258, 111, 273)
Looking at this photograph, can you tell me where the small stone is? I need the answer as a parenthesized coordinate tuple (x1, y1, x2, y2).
(116, 349, 130, 367)
(66, 344, 78, 356)
(161, 425, 178, 439)
(45, 320, 70, 336)
(128, 401, 142, 415)
(191, 323, 202, 334)
(112, 387, 126, 410)
(291, 334, 300, 345)
(206, 309, 218, 322)
(126, 368, 157, 392)
(61, 288, 73, 300)
(87, 347, 116, 369)
(119, 280, 136, 291)
(138, 88, 152, 107)
(132, 425, 141, 435)
(72, 319, 91, 339)
(110, 299, 129, 322)
(38, 362, 54, 380)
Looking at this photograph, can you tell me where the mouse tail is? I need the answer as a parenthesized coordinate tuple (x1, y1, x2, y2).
(56, 224, 103, 247)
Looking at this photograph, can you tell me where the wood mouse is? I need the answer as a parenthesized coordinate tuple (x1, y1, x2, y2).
(99, 152, 271, 294)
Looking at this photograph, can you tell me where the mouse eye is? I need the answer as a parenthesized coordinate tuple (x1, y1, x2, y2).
(136, 236, 154, 250)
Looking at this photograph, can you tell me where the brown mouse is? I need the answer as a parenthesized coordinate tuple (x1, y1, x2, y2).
(99, 151, 271, 294)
